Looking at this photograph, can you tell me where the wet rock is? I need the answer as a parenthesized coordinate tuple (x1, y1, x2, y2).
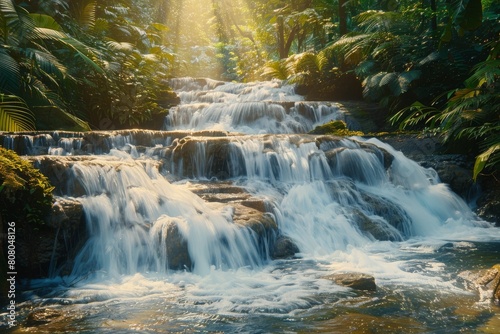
(459, 264, 500, 305)
(25, 308, 64, 327)
(359, 193, 410, 235)
(476, 184, 500, 225)
(187, 181, 278, 233)
(165, 222, 191, 270)
(171, 136, 238, 179)
(323, 272, 377, 291)
(29, 156, 89, 196)
(350, 209, 403, 241)
(419, 154, 473, 198)
(183, 181, 279, 266)
(50, 198, 84, 228)
(14, 196, 86, 278)
(271, 236, 299, 259)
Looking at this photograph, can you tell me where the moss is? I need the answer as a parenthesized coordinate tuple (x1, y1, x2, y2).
(309, 120, 364, 136)
(0, 147, 54, 228)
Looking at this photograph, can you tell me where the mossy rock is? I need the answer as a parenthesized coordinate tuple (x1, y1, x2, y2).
(309, 120, 364, 136)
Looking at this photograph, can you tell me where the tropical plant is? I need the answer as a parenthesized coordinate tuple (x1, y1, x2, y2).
(391, 39, 499, 180)
(0, 0, 104, 131)
(0, 94, 35, 131)
(0, 147, 54, 227)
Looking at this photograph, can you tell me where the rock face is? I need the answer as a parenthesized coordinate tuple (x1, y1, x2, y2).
(164, 222, 191, 270)
(323, 272, 377, 291)
(186, 181, 298, 260)
(16, 197, 85, 278)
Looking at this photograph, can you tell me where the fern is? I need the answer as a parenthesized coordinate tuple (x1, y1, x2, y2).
(355, 10, 404, 33)
(261, 60, 289, 80)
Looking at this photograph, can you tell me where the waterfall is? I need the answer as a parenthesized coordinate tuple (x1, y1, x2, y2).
(3, 77, 499, 332)
(48, 153, 264, 277)
(164, 78, 347, 134)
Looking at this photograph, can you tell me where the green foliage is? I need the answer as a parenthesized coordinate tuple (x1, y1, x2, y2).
(0, 94, 35, 131)
(0, 147, 54, 227)
(0, 0, 177, 131)
(391, 40, 500, 181)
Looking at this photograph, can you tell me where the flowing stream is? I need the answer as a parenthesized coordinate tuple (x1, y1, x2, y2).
(2, 78, 500, 333)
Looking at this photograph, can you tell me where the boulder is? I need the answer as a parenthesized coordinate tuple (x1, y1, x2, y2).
(271, 236, 299, 259)
(323, 272, 377, 291)
(164, 222, 191, 270)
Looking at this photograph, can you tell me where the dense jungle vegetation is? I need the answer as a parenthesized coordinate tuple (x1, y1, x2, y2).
(0, 0, 498, 178)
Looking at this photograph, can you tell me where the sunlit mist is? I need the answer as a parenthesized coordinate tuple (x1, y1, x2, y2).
(163, 0, 254, 79)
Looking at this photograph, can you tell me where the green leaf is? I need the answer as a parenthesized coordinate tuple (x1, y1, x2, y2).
(0, 48, 20, 93)
(30, 13, 64, 31)
(457, 0, 483, 31)
(0, 94, 36, 131)
(440, 21, 453, 44)
(150, 23, 170, 32)
(473, 144, 500, 181)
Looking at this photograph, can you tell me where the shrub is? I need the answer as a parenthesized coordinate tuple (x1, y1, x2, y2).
(0, 148, 54, 228)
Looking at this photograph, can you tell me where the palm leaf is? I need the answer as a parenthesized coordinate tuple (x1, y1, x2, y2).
(0, 47, 21, 93)
(0, 94, 35, 131)
(106, 40, 135, 53)
(30, 13, 64, 31)
(80, 1, 96, 30)
(473, 143, 500, 181)
(22, 47, 67, 80)
(355, 60, 376, 77)
(355, 10, 403, 32)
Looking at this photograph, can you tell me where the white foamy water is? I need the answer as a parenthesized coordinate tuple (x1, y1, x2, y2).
(164, 78, 346, 134)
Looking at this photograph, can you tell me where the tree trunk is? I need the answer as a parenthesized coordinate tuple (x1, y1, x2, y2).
(277, 15, 286, 59)
(339, 0, 347, 35)
(430, 0, 437, 32)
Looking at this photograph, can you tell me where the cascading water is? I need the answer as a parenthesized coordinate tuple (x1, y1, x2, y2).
(1, 78, 499, 333)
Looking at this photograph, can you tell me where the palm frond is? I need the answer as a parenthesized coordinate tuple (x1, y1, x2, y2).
(106, 40, 135, 53)
(80, 0, 97, 30)
(294, 52, 321, 74)
(465, 59, 500, 88)
(0, 48, 21, 93)
(355, 60, 376, 77)
(473, 143, 500, 181)
(390, 101, 440, 129)
(355, 10, 403, 32)
(30, 13, 63, 31)
(22, 47, 67, 80)
(0, 94, 35, 131)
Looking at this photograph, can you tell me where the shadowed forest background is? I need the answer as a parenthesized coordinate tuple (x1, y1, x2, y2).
(0, 0, 498, 178)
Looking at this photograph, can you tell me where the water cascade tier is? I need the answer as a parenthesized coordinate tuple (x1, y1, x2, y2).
(1, 78, 499, 332)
